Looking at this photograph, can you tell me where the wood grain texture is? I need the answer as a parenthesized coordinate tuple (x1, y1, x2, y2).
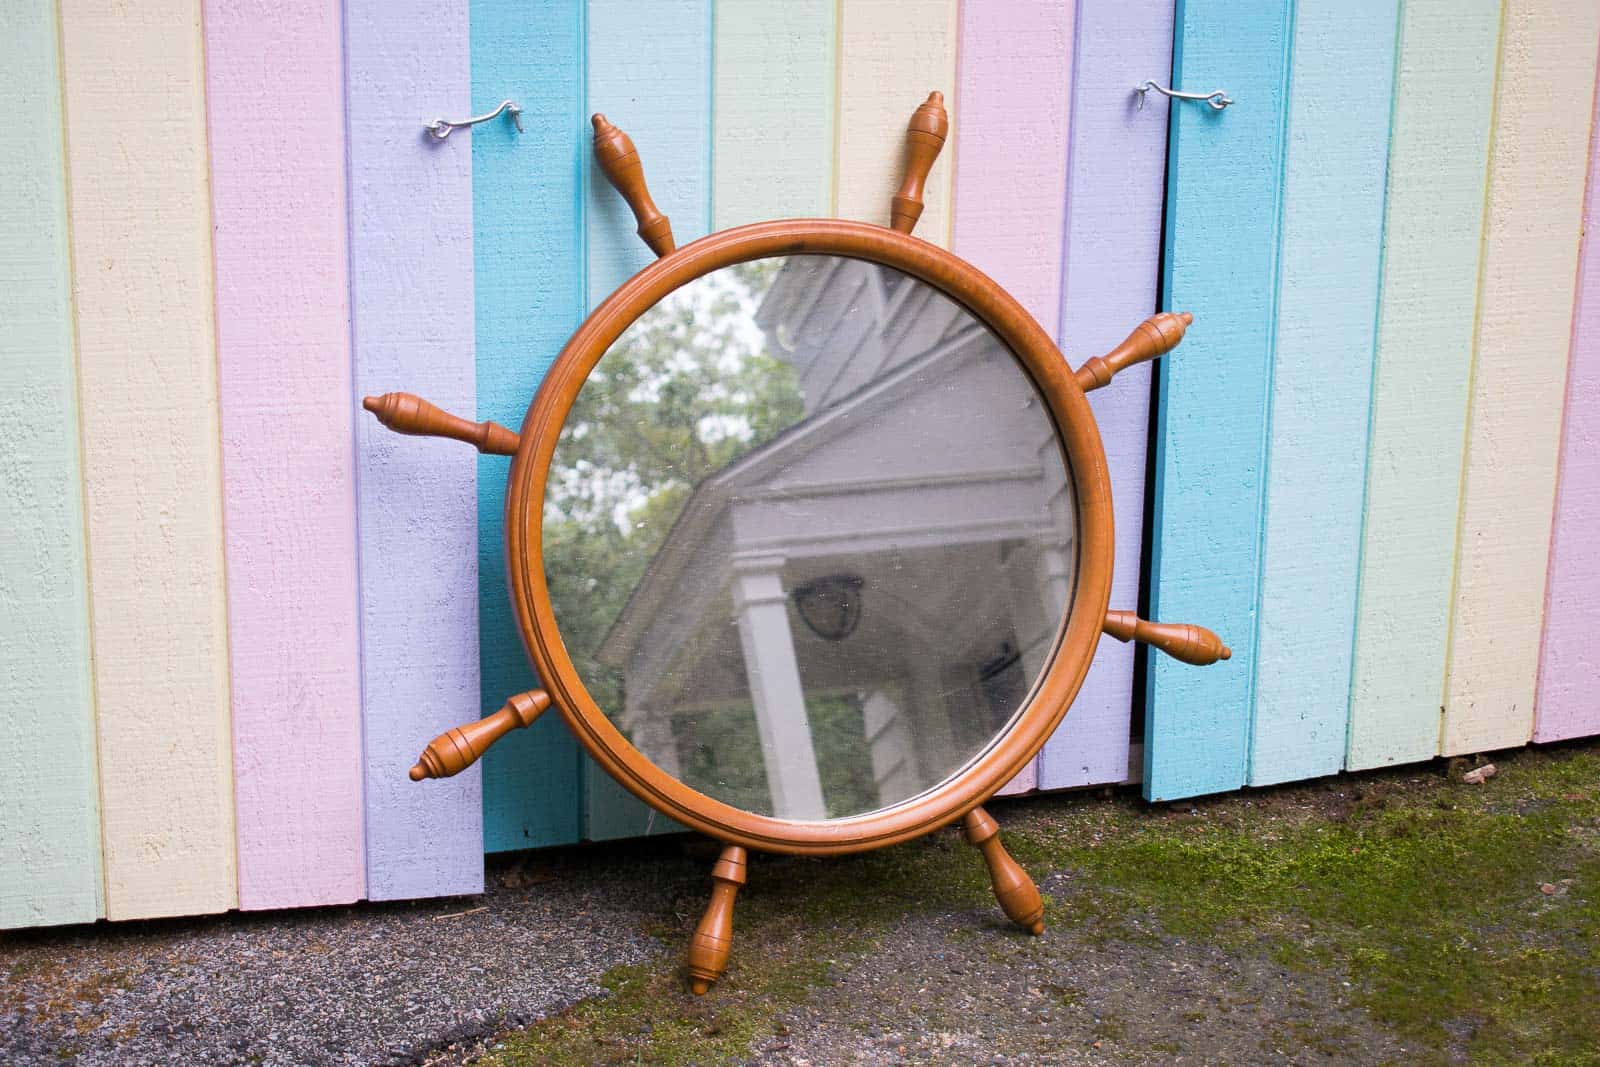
(835, 0, 959, 246)
(58, 0, 236, 920)
(1040, 0, 1174, 791)
(1347, 0, 1502, 771)
(950, 0, 1074, 796)
(712, 0, 836, 228)
(1537, 51, 1600, 745)
(0, 0, 103, 929)
(1444, 0, 1600, 756)
(1249, 0, 1400, 786)
(346, 0, 484, 898)
(203, 0, 364, 912)
(474, 0, 584, 854)
(584, 0, 711, 841)
(1145, 0, 1293, 802)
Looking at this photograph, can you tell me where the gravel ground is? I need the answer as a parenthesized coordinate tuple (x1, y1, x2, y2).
(745, 870, 1409, 1065)
(1, 842, 694, 1066)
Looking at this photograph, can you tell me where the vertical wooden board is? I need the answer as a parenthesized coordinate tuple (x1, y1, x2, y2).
(950, 0, 1074, 796)
(1347, 0, 1501, 771)
(1444, 0, 1600, 756)
(204, 0, 364, 911)
(1040, 0, 1175, 791)
(1537, 62, 1600, 745)
(475, 0, 585, 854)
(347, 0, 484, 898)
(1145, 0, 1293, 802)
(712, 0, 836, 228)
(584, 0, 710, 840)
(1248, 0, 1399, 786)
(58, 0, 236, 920)
(0, 0, 102, 929)
(835, 0, 959, 245)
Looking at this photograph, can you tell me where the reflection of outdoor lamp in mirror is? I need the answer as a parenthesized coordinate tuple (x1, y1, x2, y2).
(791, 575, 863, 642)
(360, 88, 1232, 997)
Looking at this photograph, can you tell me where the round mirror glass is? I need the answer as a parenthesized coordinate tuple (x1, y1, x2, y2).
(543, 255, 1076, 821)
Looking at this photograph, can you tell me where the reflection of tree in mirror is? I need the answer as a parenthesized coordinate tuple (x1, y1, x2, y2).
(545, 260, 800, 715)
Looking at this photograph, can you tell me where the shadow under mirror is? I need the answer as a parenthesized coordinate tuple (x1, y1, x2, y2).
(543, 255, 1076, 822)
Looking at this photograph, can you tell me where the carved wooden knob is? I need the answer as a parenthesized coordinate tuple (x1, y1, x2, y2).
(963, 808, 1044, 935)
(409, 690, 551, 781)
(890, 91, 950, 235)
(687, 845, 747, 995)
(592, 113, 675, 256)
(1102, 610, 1231, 666)
(362, 392, 520, 455)
(1074, 312, 1194, 392)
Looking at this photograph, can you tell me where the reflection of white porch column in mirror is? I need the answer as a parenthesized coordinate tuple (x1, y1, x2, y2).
(730, 553, 829, 821)
(863, 690, 920, 805)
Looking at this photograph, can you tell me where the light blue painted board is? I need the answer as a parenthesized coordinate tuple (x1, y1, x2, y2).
(474, 0, 585, 854)
(0, 0, 102, 929)
(1040, 0, 1175, 790)
(1247, 0, 1399, 786)
(347, 0, 484, 898)
(583, 0, 711, 841)
(1145, 0, 1295, 802)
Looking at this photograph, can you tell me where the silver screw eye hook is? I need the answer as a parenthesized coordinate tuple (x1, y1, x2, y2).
(1135, 80, 1234, 112)
(425, 99, 524, 142)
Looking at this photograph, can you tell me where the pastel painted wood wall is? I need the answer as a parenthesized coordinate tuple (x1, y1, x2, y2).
(9, 0, 1600, 929)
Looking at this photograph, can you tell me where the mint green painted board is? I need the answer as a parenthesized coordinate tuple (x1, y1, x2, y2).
(474, 0, 585, 854)
(712, 0, 835, 228)
(582, 0, 710, 841)
(1347, 0, 1501, 771)
(1145, 0, 1294, 801)
(1248, 0, 1399, 786)
(0, 0, 103, 929)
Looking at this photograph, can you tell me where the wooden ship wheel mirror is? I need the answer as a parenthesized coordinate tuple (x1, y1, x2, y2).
(364, 92, 1229, 994)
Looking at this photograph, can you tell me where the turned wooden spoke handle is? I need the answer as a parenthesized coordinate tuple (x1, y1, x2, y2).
(363, 392, 520, 456)
(410, 690, 551, 781)
(1103, 610, 1231, 666)
(592, 114, 675, 256)
(1074, 311, 1194, 392)
(890, 91, 950, 235)
(963, 808, 1044, 935)
(687, 845, 747, 995)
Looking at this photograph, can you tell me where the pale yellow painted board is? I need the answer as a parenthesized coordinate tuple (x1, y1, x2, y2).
(713, 0, 836, 228)
(58, 0, 237, 919)
(1444, 0, 1600, 755)
(835, 0, 959, 246)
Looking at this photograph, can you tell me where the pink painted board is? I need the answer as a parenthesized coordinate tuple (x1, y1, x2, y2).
(1536, 65, 1600, 743)
(1042, 0, 1175, 790)
(203, 0, 365, 909)
(950, 0, 1076, 796)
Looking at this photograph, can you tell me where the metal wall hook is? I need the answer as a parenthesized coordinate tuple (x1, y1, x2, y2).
(424, 100, 523, 141)
(1135, 80, 1233, 112)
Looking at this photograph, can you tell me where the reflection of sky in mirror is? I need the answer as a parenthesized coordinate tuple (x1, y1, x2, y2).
(543, 256, 1076, 823)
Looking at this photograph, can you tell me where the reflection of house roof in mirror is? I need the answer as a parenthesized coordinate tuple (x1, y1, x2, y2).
(597, 257, 1067, 682)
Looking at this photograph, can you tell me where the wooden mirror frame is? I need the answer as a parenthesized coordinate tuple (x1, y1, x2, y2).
(363, 93, 1228, 992)
(505, 218, 1113, 857)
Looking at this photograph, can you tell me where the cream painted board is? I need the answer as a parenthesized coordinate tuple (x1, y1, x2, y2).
(713, 0, 836, 228)
(835, 0, 959, 246)
(58, 0, 237, 919)
(1444, 0, 1600, 755)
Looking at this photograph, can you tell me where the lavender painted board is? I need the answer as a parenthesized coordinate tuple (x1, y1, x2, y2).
(583, 0, 710, 841)
(1041, 0, 1175, 791)
(205, 0, 365, 911)
(0, 0, 102, 929)
(1145, 0, 1294, 801)
(951, 0, 1075, 796)
(474, 0, 585, 854)
(347, 0, 483, 899)
(1248, 0, 1400, 786)
(1536, 69, 1600, 744)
